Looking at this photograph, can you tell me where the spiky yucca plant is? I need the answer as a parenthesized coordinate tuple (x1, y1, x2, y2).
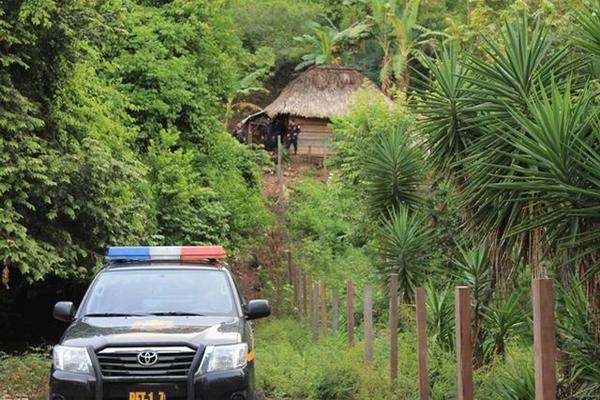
(414, 44, 472, 179)
(494, 81, 600, 279)
(376, 206, 432, 302)
(461, 15, 588, 277)
(424, 281, 454, 351)
(414, 9, 599, 395)
(494, 363, 535, 400)
(362, 125, 424, 216)
(557, 276, 600, 399)
(483, 292, 528, 360)
(576, 0, 600, 59)
(450, 244, 492, 364)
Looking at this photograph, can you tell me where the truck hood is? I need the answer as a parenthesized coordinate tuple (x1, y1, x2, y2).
(60, 316, 243, 350)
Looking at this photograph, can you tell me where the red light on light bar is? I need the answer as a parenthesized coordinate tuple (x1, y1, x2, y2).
(181, 246, 227, 261)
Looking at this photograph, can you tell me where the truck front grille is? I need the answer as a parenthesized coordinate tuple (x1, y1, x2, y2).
(97, 346, 197, 378)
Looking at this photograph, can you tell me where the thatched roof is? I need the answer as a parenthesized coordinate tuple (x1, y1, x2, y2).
(265, 65, 392, 120)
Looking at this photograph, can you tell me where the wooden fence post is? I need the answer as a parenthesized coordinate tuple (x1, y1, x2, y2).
(277, 134, 285, 224)
(320, 280, 328, 337)
(533, 278, 557, 400)
(416, 287, 428, 400)
(312, 282, 319, 342)
(364, 286, 373, 366)
(303, 273, 308, 319)
(296, 269, 303, 320)
(287, 251, 298, 312)
(286, 250, 293, 285)
(390, 274, 399, 390)
(332, 288, 339, 335)
(347, 281, 355, 346)
(455, 286, 473, 400)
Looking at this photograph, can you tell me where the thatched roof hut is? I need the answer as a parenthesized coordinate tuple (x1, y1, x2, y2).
(264, 65, 392, 157)
(265, 65, 391, 119)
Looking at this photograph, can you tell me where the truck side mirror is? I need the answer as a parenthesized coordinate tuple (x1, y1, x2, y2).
(54, 301, 75, 322)
(245, 299, 271, 320)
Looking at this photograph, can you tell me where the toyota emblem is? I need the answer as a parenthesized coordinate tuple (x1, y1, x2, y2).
(137, 350, 159, 366)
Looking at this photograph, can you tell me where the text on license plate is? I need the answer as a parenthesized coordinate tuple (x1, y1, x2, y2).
(128, 391, 166, 400)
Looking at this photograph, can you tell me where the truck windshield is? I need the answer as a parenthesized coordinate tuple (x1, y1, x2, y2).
(81, 269, 236, 317)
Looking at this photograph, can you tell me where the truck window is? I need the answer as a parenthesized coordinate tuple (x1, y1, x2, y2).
(82, 269, 236, 317)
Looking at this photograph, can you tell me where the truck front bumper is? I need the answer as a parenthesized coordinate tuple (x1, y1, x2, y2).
(49, 365, 254, 400)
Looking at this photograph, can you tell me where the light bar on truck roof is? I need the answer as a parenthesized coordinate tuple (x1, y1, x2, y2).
(105, 246, 227, 262)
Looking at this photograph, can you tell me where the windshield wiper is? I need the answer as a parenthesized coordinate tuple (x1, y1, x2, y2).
(148, 311, 206, 316)
(84, 312, 149, 317)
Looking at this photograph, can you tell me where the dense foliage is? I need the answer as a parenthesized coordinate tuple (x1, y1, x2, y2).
(2, 0, 599, 399)
(282, 2, 598, 399)
(0, 0, 269, 282)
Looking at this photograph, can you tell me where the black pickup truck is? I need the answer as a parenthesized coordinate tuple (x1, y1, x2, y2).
(50, 246, 270, 400)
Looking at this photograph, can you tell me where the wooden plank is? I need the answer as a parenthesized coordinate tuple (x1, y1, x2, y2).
(320, 280, 328, 337)
(332, 288, 339, 335)
(390, 274, 399, 390)
(533, 278, 557, 400)
(295, 117, 331, 125)
(416, 287, 428, 400)
(364, 286, 373, 365)
(299, 136, 330, 143)
(312, 282, 319, 342)
(298, 138, 330, 145)
(455, 286, 473, 400)
(347, 281, 355, 346)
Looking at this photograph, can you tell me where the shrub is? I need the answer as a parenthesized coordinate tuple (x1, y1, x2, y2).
(315, 364, 360, 400)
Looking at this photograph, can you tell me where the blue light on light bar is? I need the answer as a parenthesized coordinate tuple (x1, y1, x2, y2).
(105, 246, 150, 261)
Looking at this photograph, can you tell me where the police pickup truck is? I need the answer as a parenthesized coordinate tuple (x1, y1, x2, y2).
(50, 246, 270, 400)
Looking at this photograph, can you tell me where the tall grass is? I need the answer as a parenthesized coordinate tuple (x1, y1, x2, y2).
(255, 317, 534, 400)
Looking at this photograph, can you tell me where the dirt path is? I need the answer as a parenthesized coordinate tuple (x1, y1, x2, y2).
(230, 157, 326, 300)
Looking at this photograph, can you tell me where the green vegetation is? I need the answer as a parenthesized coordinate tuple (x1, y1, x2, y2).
(274, 5, 599, 397)
(0, 350, 50, 400)
(1, 0, 270, 284)
(1, 0, 599, 399)
(255, 318, 537, 400)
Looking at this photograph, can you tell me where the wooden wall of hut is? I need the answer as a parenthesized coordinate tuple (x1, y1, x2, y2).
(293, 117, 334, 157)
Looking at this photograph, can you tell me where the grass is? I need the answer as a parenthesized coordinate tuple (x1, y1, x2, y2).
(255, 318, 441, 400)
(254, 318, 535, 400)
(0, 348, 51, 400)
(0, 319, 534, 400)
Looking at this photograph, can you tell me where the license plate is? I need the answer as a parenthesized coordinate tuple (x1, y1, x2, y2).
(128, 391, 166, 400)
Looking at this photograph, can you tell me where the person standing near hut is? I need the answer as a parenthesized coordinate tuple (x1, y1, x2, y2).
(233, 123, 245, 144)
(287, 119, 301, 155)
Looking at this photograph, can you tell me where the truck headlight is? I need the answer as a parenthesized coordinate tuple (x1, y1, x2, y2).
(53, 345, 93, 374)
(197, 343, 248, 375)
